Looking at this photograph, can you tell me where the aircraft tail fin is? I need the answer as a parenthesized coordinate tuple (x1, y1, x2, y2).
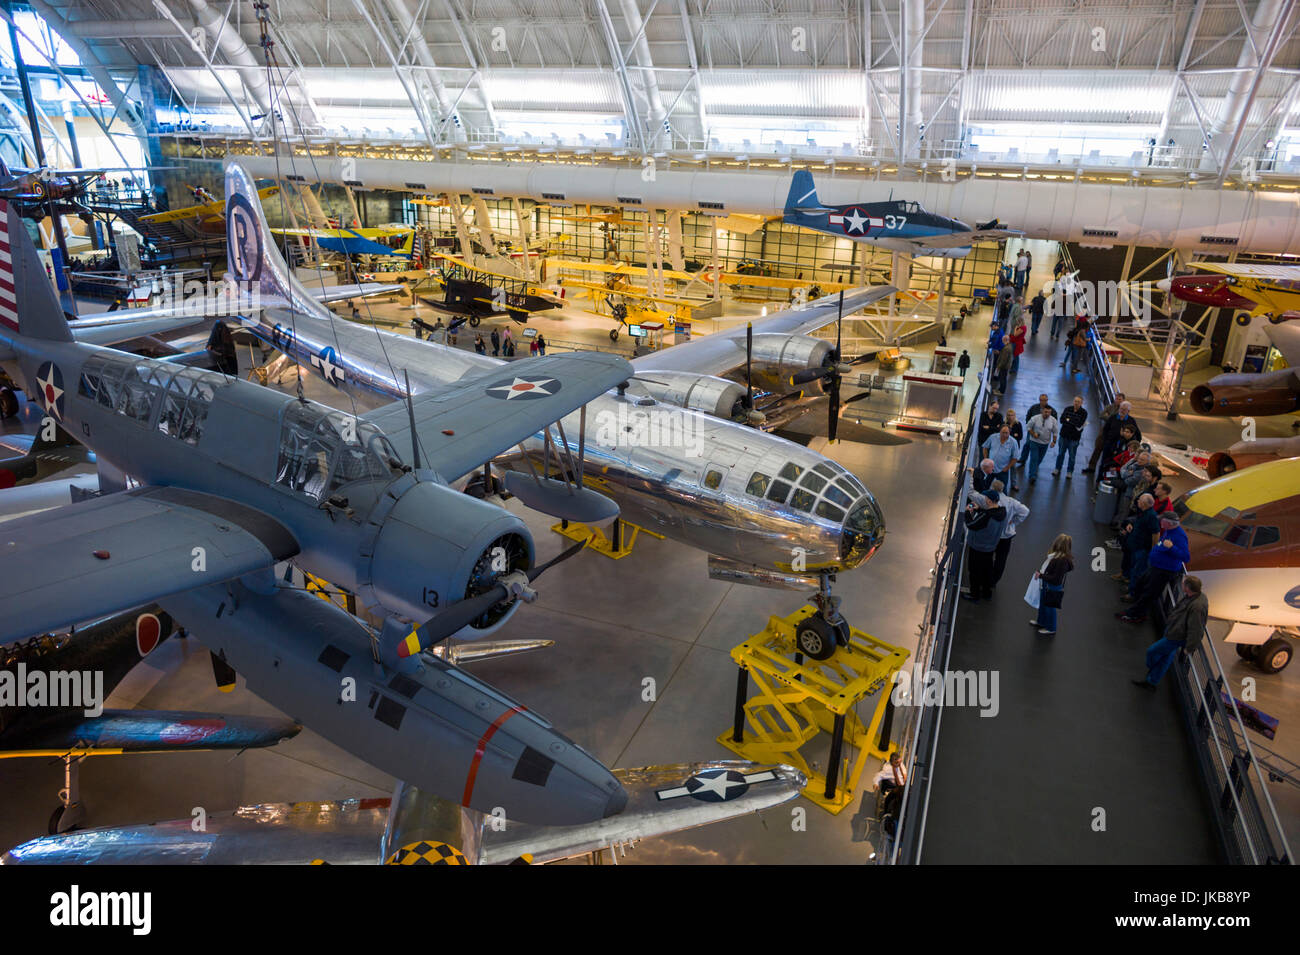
(223, 162, 336, 318)
(0, 200, 73, 343)
(784, 169, 827, 215)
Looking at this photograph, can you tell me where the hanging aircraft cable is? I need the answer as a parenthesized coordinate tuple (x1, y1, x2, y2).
(255, 1, 430, 469)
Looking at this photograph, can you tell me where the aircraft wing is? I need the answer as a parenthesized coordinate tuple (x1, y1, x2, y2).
(1197, 262, 1300, 283)
(362, 351, 632, 483)
(66, 281, 402, 346)
(2, 710, 301, 758)
(1, 760, 804, 865)
(310, 282, 404, 303)
(904, 228, 1023, 249)
(0, 486, 298, 644)
(632, 285, 895, 376)
(1147, 441, 1211, 481)
(479, 761, 806, 865)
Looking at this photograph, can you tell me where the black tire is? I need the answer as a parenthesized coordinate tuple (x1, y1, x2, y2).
(1235, 642, 1256, 660)
(608, 328, 620, 342)
(0, 387, 17, 419)
(1256, 637, 1293, 674)
(795, 615, 837, 661)
(468, 315, 481, 327)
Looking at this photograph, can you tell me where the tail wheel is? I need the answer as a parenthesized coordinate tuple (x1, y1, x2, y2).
(608, 328, 620, 342)
(468, 315, 481, 327)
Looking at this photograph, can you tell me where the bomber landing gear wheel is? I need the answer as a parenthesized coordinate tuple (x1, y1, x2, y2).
(1235, 643, 1255, 660)
(0, 387, 17, 419)
(1256, 637, 1293, 674)
(795, 615, 838, 661)
(468, 315, 481, 327)
(609, 328, 620, 342)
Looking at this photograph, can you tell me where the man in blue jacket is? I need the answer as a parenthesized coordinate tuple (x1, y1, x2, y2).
(1116, 513, 1190, 623)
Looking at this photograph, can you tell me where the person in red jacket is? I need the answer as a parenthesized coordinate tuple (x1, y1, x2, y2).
(1009, 321, 1028, 374)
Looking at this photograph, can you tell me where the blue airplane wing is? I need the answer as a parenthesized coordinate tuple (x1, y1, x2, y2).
(0, 486, 298, 644)
(362, 350, 632, 483)
(6, 710, 302, 756)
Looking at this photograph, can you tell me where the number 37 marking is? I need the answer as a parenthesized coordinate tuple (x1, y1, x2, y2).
(885, 215, 907, 230)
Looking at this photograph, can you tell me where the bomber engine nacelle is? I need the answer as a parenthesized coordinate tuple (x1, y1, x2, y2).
(633, 371, 748, 420)
(1189, 369, 1300, 416)
(363, 475, 535, 635)
(748, 333, 835, 394)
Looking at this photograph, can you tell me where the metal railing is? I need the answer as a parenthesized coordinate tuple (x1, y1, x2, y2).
(1169, 588, 1293, 864)
(1088, 323, 1291, 864)
(882, 349, 991, 864)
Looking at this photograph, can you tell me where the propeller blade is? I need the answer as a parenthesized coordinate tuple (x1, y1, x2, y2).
(828, 377, 842, 443)
(210, 651, 237, 693)
(397, 539, 587, 658)
(789, 366, 830, 386)
(526, 537, 587, 582)
(842, 390, 873, 405)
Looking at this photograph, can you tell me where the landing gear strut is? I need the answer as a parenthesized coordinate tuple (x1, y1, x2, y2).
(794, 573, 851, 661)
(49, 753, 87, 834)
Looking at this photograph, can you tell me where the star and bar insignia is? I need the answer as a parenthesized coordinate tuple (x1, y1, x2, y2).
(655, 768, 779, 803)
(485, 375, 561, 401)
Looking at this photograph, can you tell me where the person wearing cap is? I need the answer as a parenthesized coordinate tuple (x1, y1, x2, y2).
(961, 489, 1009, 602)
(1117, 512, 1191, 623)
(1132, 576, 1209, 689)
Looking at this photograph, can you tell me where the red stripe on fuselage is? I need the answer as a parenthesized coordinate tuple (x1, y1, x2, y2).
(461, 705, 526, 807)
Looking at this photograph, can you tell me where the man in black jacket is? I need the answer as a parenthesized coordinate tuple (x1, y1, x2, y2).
(1025, 393, 1056, 426)
(1029, 291, 1046, 335)
(977, 400, 1003, 447)
(1133, 576, 1208, 688)
(1054, 395, 1088, 476)
(1085, 399, 1140, 477)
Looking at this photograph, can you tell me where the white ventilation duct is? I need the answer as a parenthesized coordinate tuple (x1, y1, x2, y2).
(236, 155, 1300, 255)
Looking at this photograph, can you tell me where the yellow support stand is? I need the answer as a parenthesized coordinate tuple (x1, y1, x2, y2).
(551, 518, 664, 559)
(717, 606, 910, 814)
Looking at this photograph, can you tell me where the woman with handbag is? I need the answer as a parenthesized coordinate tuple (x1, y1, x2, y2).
(1031, 534, 1075, 635)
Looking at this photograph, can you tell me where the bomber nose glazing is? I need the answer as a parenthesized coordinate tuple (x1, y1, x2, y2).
(840, 494, 886, 567)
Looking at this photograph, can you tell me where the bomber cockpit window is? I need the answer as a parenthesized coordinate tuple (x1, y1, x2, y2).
(767, 480, 793, 503)
(704, 468, 724, 490)
(1224, 524, 1252, 547)
(779, 462, 803, 482)
(746, 471, 771, 497)
(799, 471, 828, 494)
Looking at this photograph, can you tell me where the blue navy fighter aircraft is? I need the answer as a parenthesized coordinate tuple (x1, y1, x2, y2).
(782, 170, 1021, 258)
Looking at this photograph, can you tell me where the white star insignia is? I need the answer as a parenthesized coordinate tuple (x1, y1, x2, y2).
(690, 771, 744, 799)
(844, 209, 868, 233)
(311, 349, 342, 384)
(487, 377, 558, 399)
(37, 366, 62, 419)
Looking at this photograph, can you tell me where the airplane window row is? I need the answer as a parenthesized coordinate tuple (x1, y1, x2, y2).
(78, 355, 224, 445)
(743, 459, 867, 521)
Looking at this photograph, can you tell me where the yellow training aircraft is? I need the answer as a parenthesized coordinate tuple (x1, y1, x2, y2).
(1164, 262, 1300, 323)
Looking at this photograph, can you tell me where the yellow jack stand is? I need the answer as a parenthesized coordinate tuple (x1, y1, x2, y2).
(551, 517, 664, 559)
(717, 606, 910, 814)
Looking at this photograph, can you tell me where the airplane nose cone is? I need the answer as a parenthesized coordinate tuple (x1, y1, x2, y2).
(841, 494, 886, 567)
(1156, 277, 1172, 293)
